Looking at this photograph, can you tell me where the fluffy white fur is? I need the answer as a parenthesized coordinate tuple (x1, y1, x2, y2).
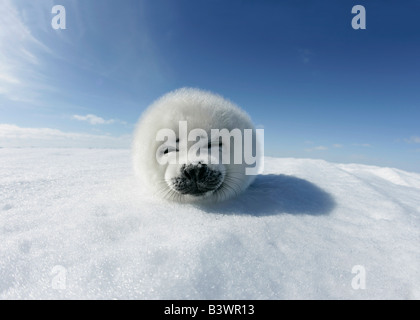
(132, 88, 259, 203)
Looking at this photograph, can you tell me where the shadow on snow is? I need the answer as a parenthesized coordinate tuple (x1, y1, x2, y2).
(199, 174, 336, 217)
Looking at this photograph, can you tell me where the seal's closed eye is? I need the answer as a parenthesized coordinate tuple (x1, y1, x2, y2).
(163, 148, 179, 154)
(208, 141, 223, 148)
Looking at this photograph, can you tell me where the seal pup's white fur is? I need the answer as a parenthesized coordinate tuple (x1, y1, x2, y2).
(132, 88, 260, 203)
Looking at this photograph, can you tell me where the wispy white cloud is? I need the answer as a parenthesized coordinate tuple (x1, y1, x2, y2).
(405, 136, 420, 144)
(73, 114, 114, 125)
(0, 0, 52, 103)
(0, 124, 130, 148)
(305, 143, 343, 152)
(305, 145, 328, 152)
(72, 114, 127, 125)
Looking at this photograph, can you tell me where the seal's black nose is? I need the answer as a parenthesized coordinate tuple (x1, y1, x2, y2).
(182, 163, 208, 183)
(175, 163, 222, 196)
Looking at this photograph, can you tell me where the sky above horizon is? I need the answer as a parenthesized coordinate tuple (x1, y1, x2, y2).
(1, 0, 420, 172)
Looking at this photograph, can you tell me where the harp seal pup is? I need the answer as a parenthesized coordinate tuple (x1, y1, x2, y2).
(132, 88, 261, 203)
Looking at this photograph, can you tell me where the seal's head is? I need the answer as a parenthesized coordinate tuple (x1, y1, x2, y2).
(132, 88, 262, 203)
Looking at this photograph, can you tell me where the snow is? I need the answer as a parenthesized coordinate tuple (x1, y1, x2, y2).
(0, 148, 419, 299)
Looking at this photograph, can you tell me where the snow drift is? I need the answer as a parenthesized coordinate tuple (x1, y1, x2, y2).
(0, 148, 419, 299)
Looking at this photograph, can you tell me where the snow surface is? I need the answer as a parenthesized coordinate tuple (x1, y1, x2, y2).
(0, 148, 419, 299)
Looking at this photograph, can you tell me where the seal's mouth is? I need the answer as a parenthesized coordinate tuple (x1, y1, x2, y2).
(169, 163, 225, 196)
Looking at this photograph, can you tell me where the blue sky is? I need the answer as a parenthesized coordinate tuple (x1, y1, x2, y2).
(1, 0, 420, 172)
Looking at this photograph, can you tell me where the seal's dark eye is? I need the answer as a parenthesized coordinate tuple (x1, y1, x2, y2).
(208, 141, 223, 148)
(163, 147, 179, 155)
